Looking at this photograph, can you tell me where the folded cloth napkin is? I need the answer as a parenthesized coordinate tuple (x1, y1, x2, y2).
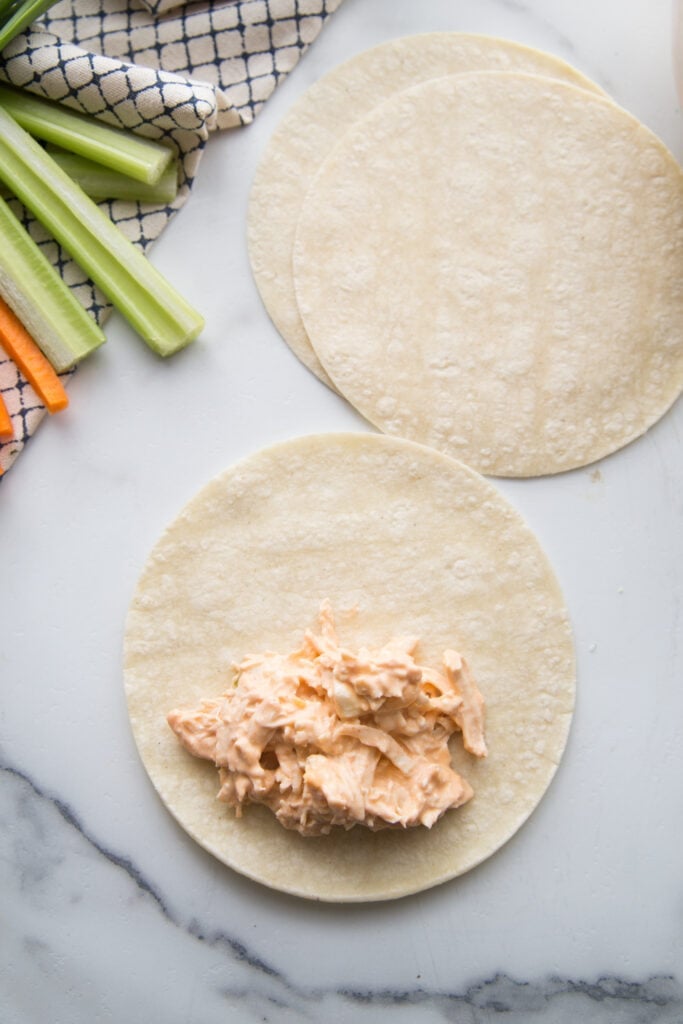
(0, 0, 343, 476)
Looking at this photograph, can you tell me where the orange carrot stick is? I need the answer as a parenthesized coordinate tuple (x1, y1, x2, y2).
(0, 391, 13, 439)
(0, 296, 69, 413)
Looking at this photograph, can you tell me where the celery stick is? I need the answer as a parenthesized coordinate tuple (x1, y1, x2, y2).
(0, 107, 204, 356)
(0, 0, 20, 20)
(0, 85, 173, 185)
(47, 147, 179, 204)
(0, 196, 105, 371)
(0, 0, 59, 53)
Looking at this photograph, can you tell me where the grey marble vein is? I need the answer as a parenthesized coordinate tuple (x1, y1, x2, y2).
(1, 758, 283, 979)
(2, 758, 682, 1023)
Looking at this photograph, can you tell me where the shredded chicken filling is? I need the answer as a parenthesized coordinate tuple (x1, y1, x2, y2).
(167, 602, 487, 836)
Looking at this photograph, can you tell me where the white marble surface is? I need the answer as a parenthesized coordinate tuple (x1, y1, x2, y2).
(2, 1, 683, 1020)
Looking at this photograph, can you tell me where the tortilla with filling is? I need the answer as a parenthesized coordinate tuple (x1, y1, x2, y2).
(247, 33, 605, 388)
(293, 71, 683, 477)
(123, 433, 575, 902)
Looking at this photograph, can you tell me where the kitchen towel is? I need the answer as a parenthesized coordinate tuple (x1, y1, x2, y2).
(0, 0, 343, 475)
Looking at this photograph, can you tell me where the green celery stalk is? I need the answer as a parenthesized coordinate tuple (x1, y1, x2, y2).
(46, 147, 179, 204)
(0, 196, 106, 371)
(0, 85, 173, 185)
(0, 0, 59, 53)
(0, 0, 21, 20)
(0, 106, 204, 357)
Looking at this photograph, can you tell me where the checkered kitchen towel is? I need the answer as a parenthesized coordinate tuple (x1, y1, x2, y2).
(0, 0, 343, 475)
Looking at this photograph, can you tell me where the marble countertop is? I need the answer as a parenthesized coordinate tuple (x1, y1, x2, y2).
(3, 1, 682, 1021)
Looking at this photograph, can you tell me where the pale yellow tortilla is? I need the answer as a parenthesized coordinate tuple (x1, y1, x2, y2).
(124, 433, 575, 902)
(293, 72, 683, 477)
(247, 33, 605, 387)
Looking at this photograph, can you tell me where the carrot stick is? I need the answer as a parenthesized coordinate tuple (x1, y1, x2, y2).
(0, 296, 69, 413)
(0, 391, 13, 439)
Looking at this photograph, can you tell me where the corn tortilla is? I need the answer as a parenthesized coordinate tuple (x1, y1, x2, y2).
(293, 72, 683, 477)
(247, 33, 605, 388)
(123, 433, 575, 902)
